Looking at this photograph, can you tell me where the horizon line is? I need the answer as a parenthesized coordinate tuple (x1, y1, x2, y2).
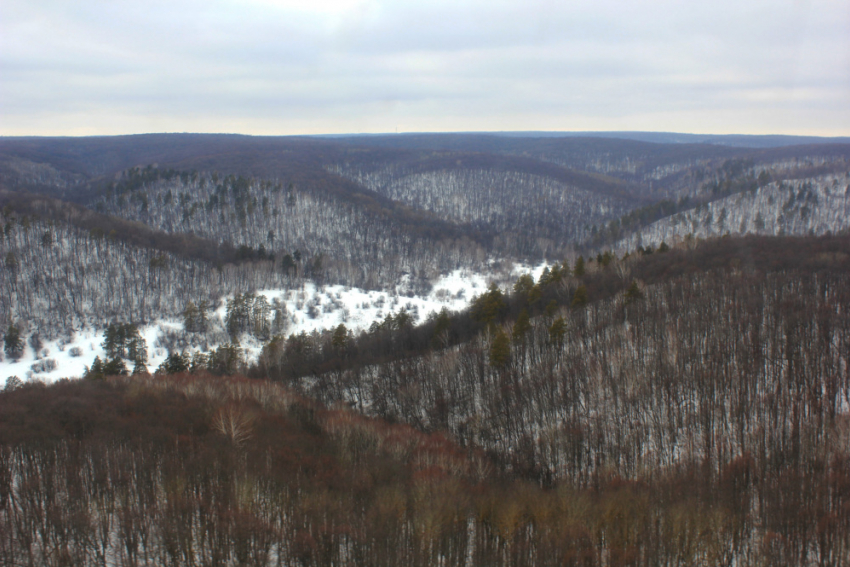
(2, 130, 849, 140)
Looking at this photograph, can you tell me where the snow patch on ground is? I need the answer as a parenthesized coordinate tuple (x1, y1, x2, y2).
(0, 329, 106, 387)
(2, 262, 549, 385)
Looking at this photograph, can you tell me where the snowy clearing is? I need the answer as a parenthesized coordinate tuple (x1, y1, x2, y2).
(2, 263, 549, 384)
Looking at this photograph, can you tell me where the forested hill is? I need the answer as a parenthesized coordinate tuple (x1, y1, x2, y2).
(480, 130, 850, 147)
(249, 233, 850, 565)
(2, 131, 850, 565)
(2, 234, 849, 566)
(2, 133, 847, 261)
(330, 134, 850, 199)
(252, 233, 850, 386)
(0, 134, 642, 263)
(2, 134, 849, 342)
(1, 133, 848, 349)
(6, 371, 845, 566)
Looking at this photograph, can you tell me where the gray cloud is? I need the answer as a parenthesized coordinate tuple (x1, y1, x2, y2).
(1, 0, 848, 135)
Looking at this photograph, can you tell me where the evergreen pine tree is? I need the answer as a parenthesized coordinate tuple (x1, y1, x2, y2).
(4, 324, 23, 360)
(571, 285, 589, 308)
(472, 284, 506, 324)
(431, 309, 452, 348)
(332, 324, 349, 351)
(157, 351, 190, 374)
(489, 327, 511, 369)
(191, 352, 210, 373)
(624, 280, 643, 305)
(85, 356, 106, 380)
(183, 301, 199, 332)
(127, 334, 147, 367)
(511, 310, 531, 346)
(573, 256, 585, 277)
(513, 274, 535, 296)
(104, 357, 128, 376)
(132, 358, 148, 375)
(527, 284, 542, 305)
(549, 317, 567, 349)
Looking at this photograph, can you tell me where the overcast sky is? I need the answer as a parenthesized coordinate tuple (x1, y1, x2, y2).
(2, 0, 848, 136)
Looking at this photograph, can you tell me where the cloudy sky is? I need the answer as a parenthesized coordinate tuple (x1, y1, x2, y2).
(2, 0, 848, 136)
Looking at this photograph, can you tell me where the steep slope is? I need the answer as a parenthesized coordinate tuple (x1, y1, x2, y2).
(0, 209, 292, 341)
(5, 133, 847, 260)
(248, 236, 850, 565)
(333, 134, 850, 201)
(0, 193, 533, 382)
(90, 168, 491, 290)
(330, 152, 637, 257)
(266, 235, 850, 483)
(332, 133, 744, 197)
(615, 174, 850, 250)
(3, 369, 848, 566)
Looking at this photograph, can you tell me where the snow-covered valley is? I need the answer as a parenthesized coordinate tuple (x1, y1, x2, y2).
(1, 264, 547, 385)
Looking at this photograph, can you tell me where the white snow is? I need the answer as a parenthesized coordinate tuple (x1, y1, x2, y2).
(614, 174, 850, 252)
(0, 328, 106, 386)
(1, 262, 550, 385)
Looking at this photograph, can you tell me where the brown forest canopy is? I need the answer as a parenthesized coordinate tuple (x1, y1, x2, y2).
(2, 373, 848, 566)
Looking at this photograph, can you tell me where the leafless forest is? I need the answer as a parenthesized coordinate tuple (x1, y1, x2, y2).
(1, 134, 850, 565)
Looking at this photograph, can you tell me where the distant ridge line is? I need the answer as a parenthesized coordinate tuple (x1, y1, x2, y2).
(3, 131, 848, 149)
(318, 131, 850, 148)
